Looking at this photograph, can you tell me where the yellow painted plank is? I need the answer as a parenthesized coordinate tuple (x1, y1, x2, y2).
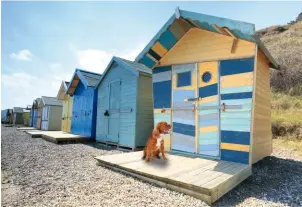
(151, 41, 168, 57)
(154, 109, 171, 114)
(220, 72, 254, 88)
(220, 143, 250, 152)
(199, 126, 218, 133)
(164, 137, 170, 151)
(199, 62, 218, 87)
(199, 95, 218, 104)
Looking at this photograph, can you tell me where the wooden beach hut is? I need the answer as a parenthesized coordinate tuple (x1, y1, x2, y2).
(13, 107, 24, 125)
(135, 8, 279, 165)
(39, 96, 63, 131)
(65, 69, 102, 138)
(95, 57, 153, 150)
(57, 81, 73, 132)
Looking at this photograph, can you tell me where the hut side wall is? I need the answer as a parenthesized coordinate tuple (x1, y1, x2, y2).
(251, 49, 272, 164)
(96, 64, 137, 147)
(159, 28, 255, 66)
(48, 105, 63, 131)
(135, 73, 154, 147)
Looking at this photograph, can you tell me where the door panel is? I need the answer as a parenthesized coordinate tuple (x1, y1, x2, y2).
(171, 64, 197, 153)
(106, 80, 120, 143)
(198, 62, 220, 157)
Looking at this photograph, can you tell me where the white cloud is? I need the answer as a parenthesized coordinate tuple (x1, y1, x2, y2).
(10, 49, 33, 61)
(73, 44, 146, 74)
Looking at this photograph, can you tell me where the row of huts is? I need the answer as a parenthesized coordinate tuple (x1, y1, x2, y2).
(1, 107, 31, 125)
(3, 8, 279, 166)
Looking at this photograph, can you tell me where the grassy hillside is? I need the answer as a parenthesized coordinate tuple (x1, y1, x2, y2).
(257, 13, 302, 156)
(256, 16, 302, 95)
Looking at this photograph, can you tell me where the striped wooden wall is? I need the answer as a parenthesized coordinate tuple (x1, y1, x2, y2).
(198, 62, 220, 157)
(152, 66, 172, 151)
(159, 28, 255, 66)
(219, 58, 255, 164)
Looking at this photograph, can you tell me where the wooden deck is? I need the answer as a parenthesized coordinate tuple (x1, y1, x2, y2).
(42, 131, 91, 143)
(25, 130, 60, 138)
(17, 127, 37, 132)
(95, 151, 252, 205)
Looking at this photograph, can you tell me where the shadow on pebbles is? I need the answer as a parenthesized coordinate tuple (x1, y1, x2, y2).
(1, 126, 301, 207)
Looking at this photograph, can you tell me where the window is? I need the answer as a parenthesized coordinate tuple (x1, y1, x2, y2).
(177, 71, 191, 87)
(201, 71, 212, 83)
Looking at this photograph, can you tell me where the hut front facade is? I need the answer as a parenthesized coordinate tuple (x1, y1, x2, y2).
(135, 9, 279, 165)
(39, 96, 63, 131)
(95, 57, 153, 149)
(13, 107, 24, 125)
(66, 69, 102, 138)
(57, 81, 74, 132)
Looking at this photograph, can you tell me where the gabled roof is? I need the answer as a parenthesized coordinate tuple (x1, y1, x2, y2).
(135, 8, 279, 70)
(40, 96, 63, 106)
(96, 56, 151, 88)
(56, 81, 70, 100)
(13, 107, 23, 113)
(66, 69, 102, 95)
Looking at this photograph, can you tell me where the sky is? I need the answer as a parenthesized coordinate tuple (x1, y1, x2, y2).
(1, 1, 301, 109)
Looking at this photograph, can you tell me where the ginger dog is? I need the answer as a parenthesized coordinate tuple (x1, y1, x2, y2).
(142, 122, 171, 162)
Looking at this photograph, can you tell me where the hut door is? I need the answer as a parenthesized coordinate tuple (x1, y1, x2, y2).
(171, 62, 220, 157)
(197, 62, 220, 157)
(171, 64, 197, 153)
(106, 80, 121, 143)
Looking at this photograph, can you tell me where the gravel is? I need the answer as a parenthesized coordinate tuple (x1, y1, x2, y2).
(1, 125, 302, 207)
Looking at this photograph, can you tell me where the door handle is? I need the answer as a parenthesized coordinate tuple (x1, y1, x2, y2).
(104, 110, 109, 116)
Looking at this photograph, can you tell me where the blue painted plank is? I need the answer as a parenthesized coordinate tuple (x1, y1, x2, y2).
(172, 144, 195, 153)
(177, 71, 191, 87)
(221, 92, 253, 100)
(199, 119, 219, 127)
(173, 90, 195, 101)
(153, 80, 171, 109)
(199, 83, 218, 98)
(221, 118, 251, 126)
(221, 98, 252, 105)
(220, 58, 254, 76)
(140, 55, 156, 68)
(154, 114, 171, 124)
(153, 71, 171, 83)
(221, 130, 250, 145)
(220, 86, 253, 94)
(199, 144, 219, 151)
(221, 125, 251, 132)
(199, 109, 218, 115)
(158, 29, 177, 50)
(221, 149, 249, 164)
(199, 131, 219, 139)
(173, 122, 195, 136)
(221, 111, 251, 119)
(153, 66, 172, 74)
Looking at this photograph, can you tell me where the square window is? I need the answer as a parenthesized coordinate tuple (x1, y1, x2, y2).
(177, 71, 191, 87)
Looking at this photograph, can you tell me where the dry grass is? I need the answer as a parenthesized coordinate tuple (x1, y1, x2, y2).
(271, 92, 302, 140)
(273, 138, 302, 158)
(259, 21, 302, 94)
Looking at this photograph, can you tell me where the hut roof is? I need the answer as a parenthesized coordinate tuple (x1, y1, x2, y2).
(96, 56, 151, 87)
(40, 96, 63, 106)
(135, 8, 279, 70)
(13, 107, 23, 113)
(66, 69, 102, 96)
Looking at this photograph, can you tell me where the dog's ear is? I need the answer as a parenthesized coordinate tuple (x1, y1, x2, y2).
(153, 123, 160, 136)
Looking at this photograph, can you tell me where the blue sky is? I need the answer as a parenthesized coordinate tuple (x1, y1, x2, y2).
(1, 1, 301, 109)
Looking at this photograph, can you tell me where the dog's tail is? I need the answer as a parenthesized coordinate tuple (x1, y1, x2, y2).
(142, 148, 146, 160)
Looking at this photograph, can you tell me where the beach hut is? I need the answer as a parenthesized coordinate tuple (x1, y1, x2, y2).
(95, 57, 153, 150)
(31, 98, 40, 128)
(1, 109, 10, 124)
(8, 109, 13, 124)
(135, 8, 279, 165)
(65, 69, 102, 138)
(13, 107, 24, 125)
(38, 96, 63, 131)
(23, 107, 31, 126)
(56, 81, 73, 132)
